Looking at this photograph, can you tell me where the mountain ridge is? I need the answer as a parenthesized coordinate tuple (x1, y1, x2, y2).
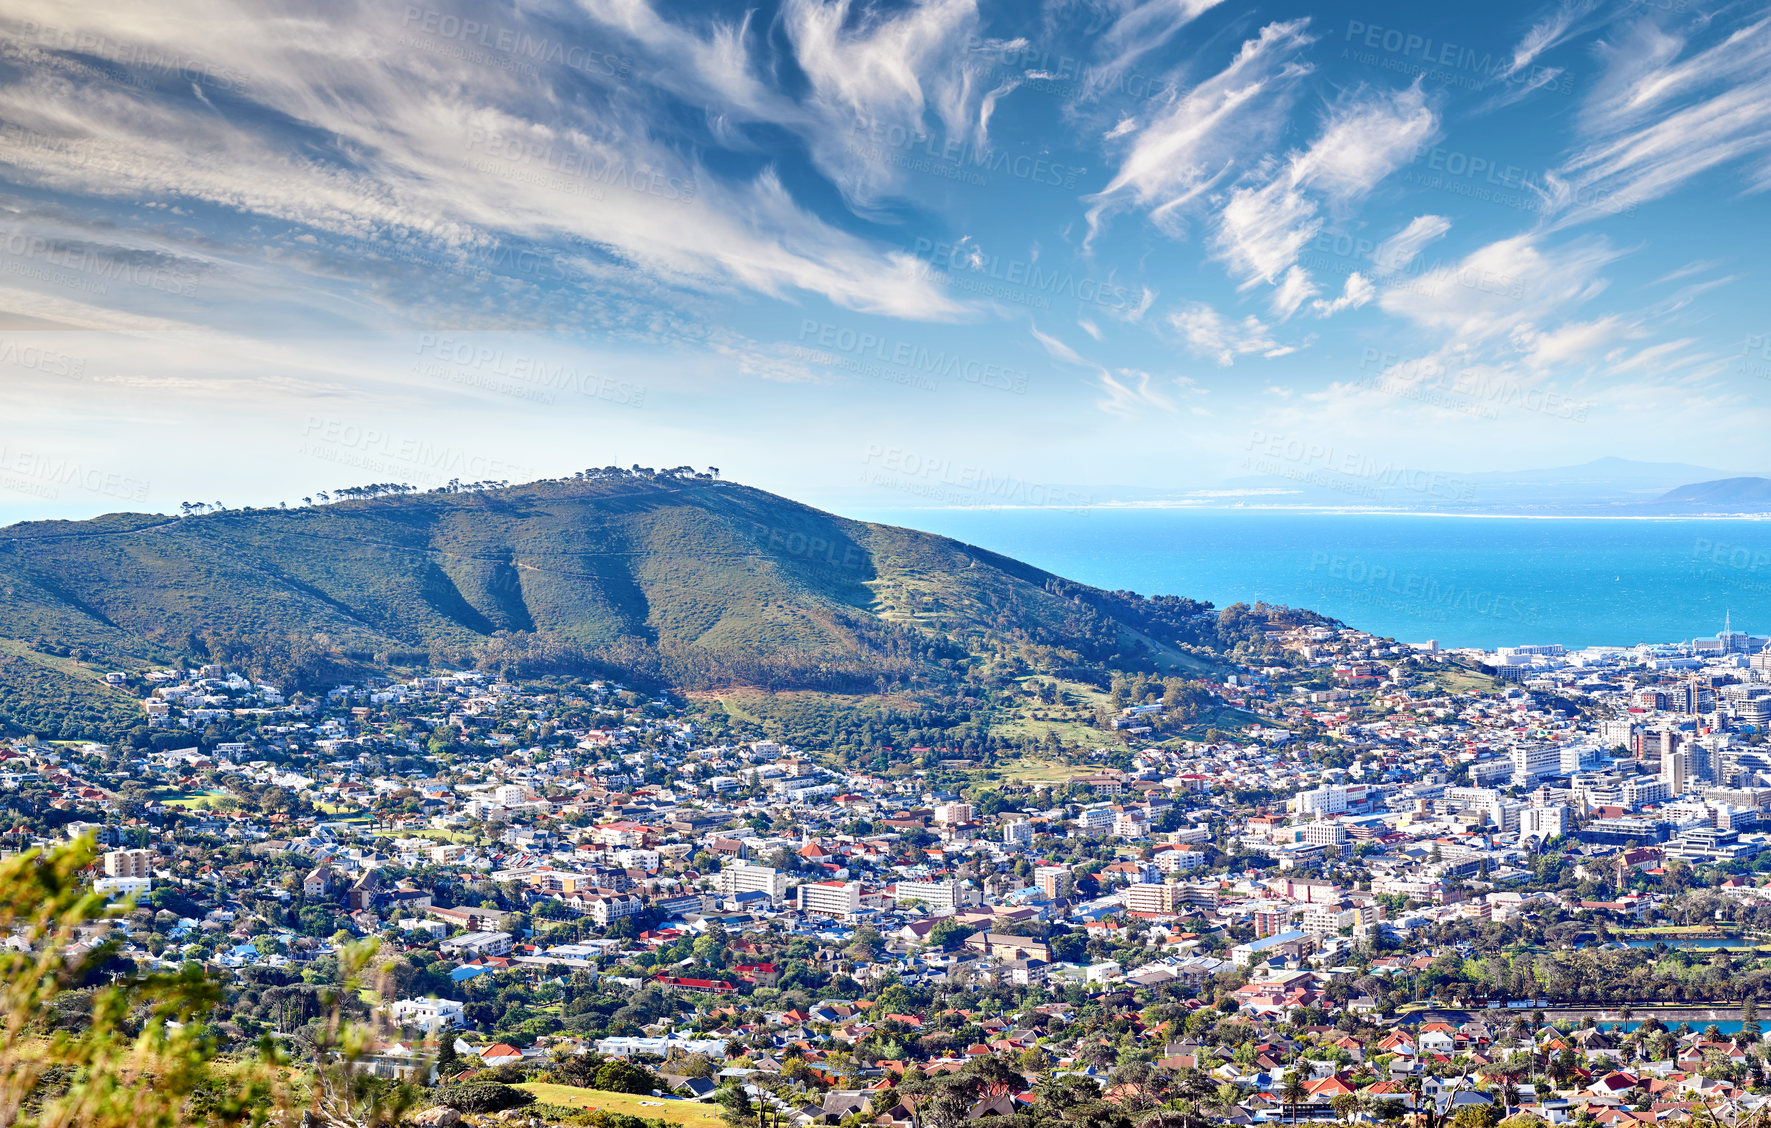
(0, 473, 1317, 738)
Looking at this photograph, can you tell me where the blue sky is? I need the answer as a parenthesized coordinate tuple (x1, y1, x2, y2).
(1, 0, 1769, 523)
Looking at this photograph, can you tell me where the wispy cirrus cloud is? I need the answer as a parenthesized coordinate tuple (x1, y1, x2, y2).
(1547, 13, 1771, 224)
(1084, 19, 1315, 243)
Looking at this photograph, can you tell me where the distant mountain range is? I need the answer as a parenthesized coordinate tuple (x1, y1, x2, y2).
(983, 459, 1771, 516)
(1650, 476, 1771, 511)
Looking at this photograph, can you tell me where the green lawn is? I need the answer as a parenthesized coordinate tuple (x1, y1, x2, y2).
(515, 1083, 724, 1128)
(158, 790, 232, 809)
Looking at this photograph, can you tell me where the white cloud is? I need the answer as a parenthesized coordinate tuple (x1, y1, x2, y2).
(1310, 272, 1374, 318)
(1082, 0, 1227, 100)
(1168, 302, 1297, 366)
(1200, 83, 1436, 316)
(1378, 234, 1622, 343)
(1030, 323, 1089, 365)
(1212, 176, 1320, 289)
(0, 0, 971, 331)
(1270, 265, 1318, 319)
(1290, 83, 1437, 202)
(780, 0, 1000, 203)
(1096, 368, 1175, 415)
(1550, 14, 1771, 223)
(1502, 0, 1599, 80)
(1084, 19, 1314, 242)
(1372, 215, 1452, 276)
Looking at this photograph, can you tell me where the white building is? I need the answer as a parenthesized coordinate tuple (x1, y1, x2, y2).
(797, 880, 863, 920)
(1293, 785, 1348, 817)
(1002, 819, 1033, 847)
(1520, 804, 1569, 843)
(389, 997, 466, 1032)
(1510, 744, 1561, 784)
(718, 863, 786, 905)
(894, 879, 975, 912)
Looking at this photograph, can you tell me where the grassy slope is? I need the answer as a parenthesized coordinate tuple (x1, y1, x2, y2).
(0, 476, 1232, 736)
(515, 1083, 724, 1128)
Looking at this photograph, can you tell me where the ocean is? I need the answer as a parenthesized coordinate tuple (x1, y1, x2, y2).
(845, 508, 1771, 650)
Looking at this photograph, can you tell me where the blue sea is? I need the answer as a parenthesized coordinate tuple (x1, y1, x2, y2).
(845, 509, 1771, 650)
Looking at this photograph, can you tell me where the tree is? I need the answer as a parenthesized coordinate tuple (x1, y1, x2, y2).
(0, 835, 418, 1128)
(718, 1083, 755, 1128)
(1280, 1070, 1308, 1124)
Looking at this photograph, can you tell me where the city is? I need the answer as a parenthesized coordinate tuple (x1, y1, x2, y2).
(10, 614, 1771, 1127)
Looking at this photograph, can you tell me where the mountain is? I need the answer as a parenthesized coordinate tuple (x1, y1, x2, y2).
(1204, 456, 1755, 514)
(0, 474, 1300, 738)
(1650, 477, 1771, 511)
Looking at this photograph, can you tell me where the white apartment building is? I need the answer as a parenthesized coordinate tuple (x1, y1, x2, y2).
(1074, 806, 1114, 835)
(1293, 785, 1348, 817)
(1520, 804, 1569, 843)
(1154, 846, 1206, 872)
(894, 879, 976, 911)
(586, 893, 644, 925)
(1002, 819, 1033, 847)
(797, 880, 863, 920)
(1510, 744, 1561, 784)
(718, 863, 787, 904)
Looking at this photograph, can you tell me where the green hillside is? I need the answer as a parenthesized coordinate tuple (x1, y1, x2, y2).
(0, 473, 1320, 737)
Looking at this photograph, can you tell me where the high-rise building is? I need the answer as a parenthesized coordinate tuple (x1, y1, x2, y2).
(1036, 866, 1075, 899)
(934, 802, 974, 826)
(1124, 882, 1177, 915)
(103, 849, 152, 878)
(1520, 805, 1569, 843)
(1002, 818, 1033, 847)
(1663, 749, 1690, 797)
